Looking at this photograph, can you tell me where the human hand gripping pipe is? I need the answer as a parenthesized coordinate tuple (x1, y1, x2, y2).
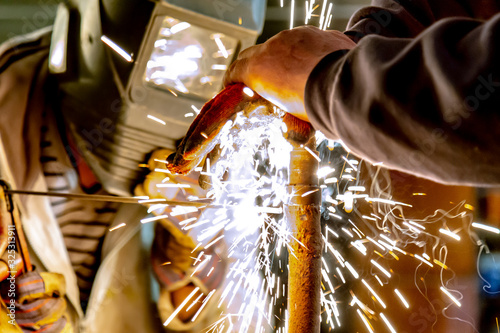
(166, 84, 322, 332)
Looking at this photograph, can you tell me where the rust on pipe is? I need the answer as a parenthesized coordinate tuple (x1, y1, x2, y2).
(286, 141, 322, 333)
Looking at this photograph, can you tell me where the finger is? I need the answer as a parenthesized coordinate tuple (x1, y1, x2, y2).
(223, 57, 251, 87)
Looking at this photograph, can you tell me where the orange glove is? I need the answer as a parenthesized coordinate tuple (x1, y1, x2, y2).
(167, 83, 314, 176)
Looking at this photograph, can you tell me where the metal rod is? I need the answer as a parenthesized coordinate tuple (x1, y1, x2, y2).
(5, 189, 209, 207)
(286, 141, 322, 333)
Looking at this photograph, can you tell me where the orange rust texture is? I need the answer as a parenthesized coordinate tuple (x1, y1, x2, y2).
(287, 203, 322, 333)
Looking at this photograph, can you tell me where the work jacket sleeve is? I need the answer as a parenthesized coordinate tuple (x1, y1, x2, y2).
(305, 0, 500, 186)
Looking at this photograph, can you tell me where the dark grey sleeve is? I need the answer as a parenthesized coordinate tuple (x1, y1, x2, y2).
(305, 13, 500, 186)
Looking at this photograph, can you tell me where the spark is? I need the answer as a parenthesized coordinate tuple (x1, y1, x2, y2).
(156, 183, 191, 188)
(362, 279, 386, 308)
(100, 35, 133, 62)
(370, 260, 391, 278)
(304, 146, 321, 162)
(433, 259, 448, 270)
(147, 114, 166, 125)
(414, 254, 434, 267)
(138, 198, 166, 204)
(403, 222, 422, 234)
(472, 222, 500, 234)
(394, 289, 410, 308)
(348, 186, 365, 192)
(440, 287, 462, 307)
(365, 197, 412, 207)
(322, 3, 333, 30)
(163, 286, 200, 326)
(211, 64, 227, 70)
(206, 235, 225, 249)
(342, 155, 358, 171)
(191, 105, 201, 114)
(191, 290, 216, 322)
(408, 221, 426, 230)
(336, 267, 346, 283)
(170, 22, 191, 34)
(301, 189, 320, 197)
(214, 36, 229, 58)
(109, 223, 126, 232)
(179, 217, 197, 226)
(380, 313, 397, 333)
(140, 215, 168, 224)
(243, 87, 254, 97)
(439, 228, 461, 241)
(290, 0, 295, 29)
(324, 177, 338, 184)
(357, 309, 374, 333)
(185, 112, 195, 117)
(345, 261, 359, 279)
(319, 0, 328, 30)
(186, 293, 205, 312)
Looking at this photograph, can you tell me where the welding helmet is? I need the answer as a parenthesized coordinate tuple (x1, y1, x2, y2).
(49, 0, 266, 195)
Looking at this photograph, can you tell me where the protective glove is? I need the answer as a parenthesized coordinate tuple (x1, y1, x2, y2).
(1, 270, 73, 333)
(167, 83, 314, 176)
(135, 149, 206, 272)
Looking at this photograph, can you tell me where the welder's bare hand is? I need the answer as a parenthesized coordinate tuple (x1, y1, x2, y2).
(167, 84, 314, 176)
(223, 26, 356, 122)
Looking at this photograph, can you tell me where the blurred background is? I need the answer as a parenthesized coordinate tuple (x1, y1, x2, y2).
(0, 0, 372, 44)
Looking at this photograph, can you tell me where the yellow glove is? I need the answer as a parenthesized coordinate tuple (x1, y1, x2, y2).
(135, 149, 206, 272)
(0, 270, 73, 333)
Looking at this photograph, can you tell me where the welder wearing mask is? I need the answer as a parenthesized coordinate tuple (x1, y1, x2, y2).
(177, 0, 500, 187)
(0, 0, 265, 332)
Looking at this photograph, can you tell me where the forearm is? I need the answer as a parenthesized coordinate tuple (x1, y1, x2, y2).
(305, 14, 500, 185)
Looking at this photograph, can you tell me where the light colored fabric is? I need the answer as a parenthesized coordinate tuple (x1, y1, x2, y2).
(0, 29, 161, 333)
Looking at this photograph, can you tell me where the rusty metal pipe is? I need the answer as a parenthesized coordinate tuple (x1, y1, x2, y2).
(286, 140, 322, 332)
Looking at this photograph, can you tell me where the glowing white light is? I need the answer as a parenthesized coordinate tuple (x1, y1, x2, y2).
(156, 183, 191, 188)
(345, 261, 359, 279)
(439, 228, 461, 241)
(214, 36, 229, 58)
(394, 289, 410, 309)
(101, 35, 133, 62)
(141, 215, 168, 224)
(472, 222, 500, 234)
(109, 223, 126, 232)
(324, 177, 338, 184)
(170, 22, 191, 34)
(147, 115, 166, 125)
(304, 146, 321, 162)
(243, 87, 255, 97)
(440, 287, 462, 307)
(50, 40, 65, 70)
(348, 186, 365, 192)
(370, 260, 391, 278)
(211, 64, 227, 70)
(357, 309, 374, 333)
(414, 254, 434, 267)
(361, 279, 386, 309)
(380, 313, 397, 333)
(164, 286, 200, 326)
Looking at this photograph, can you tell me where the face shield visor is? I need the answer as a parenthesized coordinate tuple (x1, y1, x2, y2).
(50, 0, 266, 195)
